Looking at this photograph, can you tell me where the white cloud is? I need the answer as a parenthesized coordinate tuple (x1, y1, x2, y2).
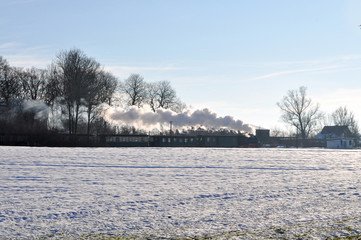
(5, 54, 50, 68)
(1, 43, 54, 68)
(252, 66, 340, 81)
(0, 42, 20, 50)
(243, 55, 361, 68)
(107, 66, 182, 71)
(104, 65, 184, 79)
(244, 55, 361, 82)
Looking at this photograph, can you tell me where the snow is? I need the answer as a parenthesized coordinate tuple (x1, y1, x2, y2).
(1, 147, 361, 239)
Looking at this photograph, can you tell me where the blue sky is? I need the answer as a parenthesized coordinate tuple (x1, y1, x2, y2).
(1, 0, 361, 130)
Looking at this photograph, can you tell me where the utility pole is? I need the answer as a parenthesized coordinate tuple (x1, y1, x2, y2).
(169, 121, 173, 146)
(170, 121, 173, 136)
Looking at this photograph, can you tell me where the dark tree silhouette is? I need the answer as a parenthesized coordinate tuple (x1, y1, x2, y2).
(51, 49, 101, 134)
(19, 67, 47, 100)
(84, 70, 117, 135)
(147, 80, 185, 113)
(0, 57, 22, 106)
(120, 74, 147, 107)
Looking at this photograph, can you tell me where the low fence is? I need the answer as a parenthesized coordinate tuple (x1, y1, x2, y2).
(0, 133, 101, 147)
(261, 137, 326, 148)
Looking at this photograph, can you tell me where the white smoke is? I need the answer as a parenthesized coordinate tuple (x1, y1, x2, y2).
(106, 106, 254, 133)
(22, 100, 49, 120)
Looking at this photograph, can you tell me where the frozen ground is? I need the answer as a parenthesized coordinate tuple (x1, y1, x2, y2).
(1, 147, 361, 239)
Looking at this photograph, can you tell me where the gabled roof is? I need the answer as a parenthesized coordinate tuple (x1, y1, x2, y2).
(319, 126, 352, 138)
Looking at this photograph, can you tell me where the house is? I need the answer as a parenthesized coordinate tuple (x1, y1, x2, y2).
(316, 126, 352, 139)
(315, 126, 355, 149)
(326, 139, 354, 149)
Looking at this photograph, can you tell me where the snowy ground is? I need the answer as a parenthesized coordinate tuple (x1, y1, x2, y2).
(1, 147, 361, 239)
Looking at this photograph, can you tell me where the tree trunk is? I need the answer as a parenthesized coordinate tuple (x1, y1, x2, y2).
(87, 105, 91, 136)
(67, 104, 72, 134)
(74, 102, 80, 135)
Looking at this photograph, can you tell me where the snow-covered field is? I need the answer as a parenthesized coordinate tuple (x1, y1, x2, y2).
(1, 147, 361, 239)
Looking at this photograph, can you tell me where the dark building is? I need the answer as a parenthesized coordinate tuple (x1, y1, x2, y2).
(315, 126, 355, 149)
(255, 129, 270, 146)
(316, 126, 352, 139)
(256, 128, 325, 148)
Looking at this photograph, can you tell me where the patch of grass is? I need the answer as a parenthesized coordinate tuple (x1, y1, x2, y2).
(274, 228, 285, 234)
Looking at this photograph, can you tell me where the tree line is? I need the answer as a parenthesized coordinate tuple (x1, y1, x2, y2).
(4, 49, 354, 145)
(276, 86, 360, 144)
(0, 49, 184, 137)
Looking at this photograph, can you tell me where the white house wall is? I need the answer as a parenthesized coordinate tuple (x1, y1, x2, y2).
(327, 139, 354, 149)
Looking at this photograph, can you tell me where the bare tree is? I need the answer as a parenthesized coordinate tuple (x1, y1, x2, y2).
(169, 98, 186, 113)
(44, 64, 63, 106)
(84, 70, 117, 135)
(52, 49, 101, 134)
(331, 106, 359, 137)
(155, 80, 176, 109)
(0, 58, 49, 134)
(120, 74, 147, 107)
(147, 80, 185, 113)
(270, 127, 287, 137)
(147, 82, 158, 112)
(19, 67, 47, 100)
(43, 64, 66, 131)
(0, 57, 22, 106)
(277, 86, 323, 143)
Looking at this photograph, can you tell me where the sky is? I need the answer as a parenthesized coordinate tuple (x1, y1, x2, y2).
(1, 0, 361, 131)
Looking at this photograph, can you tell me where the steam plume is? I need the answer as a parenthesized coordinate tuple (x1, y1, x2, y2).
(106, 106, 254, 133)
(22, 100, 49, 120)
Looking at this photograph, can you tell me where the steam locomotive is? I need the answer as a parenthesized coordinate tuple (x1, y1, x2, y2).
(100, 132, 258, 148)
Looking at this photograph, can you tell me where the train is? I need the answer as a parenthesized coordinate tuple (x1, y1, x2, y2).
(99, 132, 258, 148)
(0, 130, 258, 148)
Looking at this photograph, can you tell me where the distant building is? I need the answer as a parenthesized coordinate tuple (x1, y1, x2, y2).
(255, 128, 325, 148)
(255, 129, 270, 147)
(316, 126, 352, 139)
(326, 139, 354, 149)
(315, 126, 355, 149)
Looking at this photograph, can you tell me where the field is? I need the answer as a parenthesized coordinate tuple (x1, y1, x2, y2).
(1, 147, 361, 239)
